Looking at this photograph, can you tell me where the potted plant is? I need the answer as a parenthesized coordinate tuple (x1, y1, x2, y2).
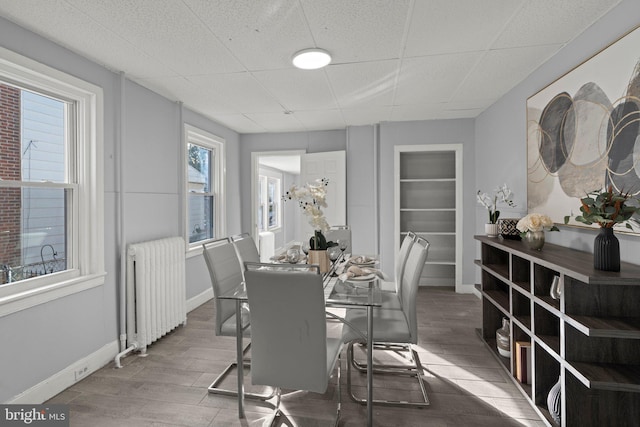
(564, 186, 640, 271)
(477, 184, 516, 237)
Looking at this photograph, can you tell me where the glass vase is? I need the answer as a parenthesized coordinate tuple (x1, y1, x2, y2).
(496, 317, 511, 358)
(524, 230, 545, 251)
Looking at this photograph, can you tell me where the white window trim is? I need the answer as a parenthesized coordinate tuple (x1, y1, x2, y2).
(184, 124, 225, 255)
(258, 167, 283, 232)
(0, 47, 105, 317)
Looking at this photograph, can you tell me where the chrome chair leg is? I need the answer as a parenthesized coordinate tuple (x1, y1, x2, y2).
(208, 342, 276, 400)
(346, 341, 429, 407)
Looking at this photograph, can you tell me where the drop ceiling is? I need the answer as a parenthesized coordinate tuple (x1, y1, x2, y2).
(0, 0, 622, 134)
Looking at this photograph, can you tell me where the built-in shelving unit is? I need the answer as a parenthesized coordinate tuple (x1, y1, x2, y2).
(394, 144, 462, 290)
(475, 235, 640, 426)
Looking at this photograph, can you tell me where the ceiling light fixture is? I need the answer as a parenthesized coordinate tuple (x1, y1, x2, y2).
(292, 48, 332, 70)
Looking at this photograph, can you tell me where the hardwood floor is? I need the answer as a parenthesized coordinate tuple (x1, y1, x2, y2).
(47, 287, 545, 426)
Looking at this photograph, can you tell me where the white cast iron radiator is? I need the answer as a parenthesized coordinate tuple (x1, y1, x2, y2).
(120, 237, 187, 363)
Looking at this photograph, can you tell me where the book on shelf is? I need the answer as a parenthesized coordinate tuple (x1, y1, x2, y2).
(516, 341, 531, 384)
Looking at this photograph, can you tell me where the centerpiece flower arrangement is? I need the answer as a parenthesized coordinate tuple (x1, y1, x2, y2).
(563, 186, 640, 271)
(517, 213, 560, 234)
(283, 177, 337, 250)
(477, 184, 516, 224)
(516, 213, 559, 251)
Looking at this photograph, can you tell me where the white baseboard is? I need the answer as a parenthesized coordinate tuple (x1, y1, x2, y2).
(8, 291, 214, 405)
(187, 287, 213, 312)
(8, 340, 119, 404)
(456, 283, 478, 295)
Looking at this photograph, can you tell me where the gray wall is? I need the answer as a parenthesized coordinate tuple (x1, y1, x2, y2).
(0, 16, 241, 402)
(378, 120, 476, 283)
(475, 0, 640, 264)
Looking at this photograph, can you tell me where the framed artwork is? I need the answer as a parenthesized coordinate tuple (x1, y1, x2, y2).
(526, 25, 640, 233)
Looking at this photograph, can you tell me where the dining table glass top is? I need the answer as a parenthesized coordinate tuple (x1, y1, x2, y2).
(217, 252, 382, 308)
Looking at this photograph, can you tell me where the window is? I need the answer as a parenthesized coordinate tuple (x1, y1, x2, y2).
(185, 125, 224, 246)
(0, 47, 104, 313)
(258, 169, 282, 231)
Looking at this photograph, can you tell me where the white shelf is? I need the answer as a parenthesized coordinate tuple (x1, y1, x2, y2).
(395, 145, 462, 289)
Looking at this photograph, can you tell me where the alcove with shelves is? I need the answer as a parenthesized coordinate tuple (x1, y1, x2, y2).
(394, 144, 462, 290)
(475, 235, 640, 426)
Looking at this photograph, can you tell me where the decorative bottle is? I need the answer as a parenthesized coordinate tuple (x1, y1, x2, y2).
(496, 317, 511, 358)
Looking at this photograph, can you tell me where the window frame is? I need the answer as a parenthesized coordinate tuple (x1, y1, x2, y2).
(184, 124, 225, 251)
(258, 168, 283, 232)
(0, 47, 104, 317)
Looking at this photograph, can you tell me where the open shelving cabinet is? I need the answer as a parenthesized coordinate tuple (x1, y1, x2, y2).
(475, 235, 640, 426)
(394, 144, 462, 290)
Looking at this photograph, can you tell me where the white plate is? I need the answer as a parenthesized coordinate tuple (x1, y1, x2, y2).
(349, 256, 376, 266)
(347, 273, 376, 282)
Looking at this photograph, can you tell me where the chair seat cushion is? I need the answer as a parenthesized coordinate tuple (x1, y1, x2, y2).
(379, 291, 402, 310)
(379, 279, 397, 293)
(341, 307, 412, 344)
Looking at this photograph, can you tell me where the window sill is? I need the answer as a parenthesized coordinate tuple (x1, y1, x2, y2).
(0, 272, 106, 317)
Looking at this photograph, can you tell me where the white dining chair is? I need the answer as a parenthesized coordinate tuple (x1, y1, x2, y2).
(231, 232, 260, 268)
(341, 236, 430, 407)
(244, 262, 343, 426)
(379, 231, 417, 309)
(202, 238, 273, 400)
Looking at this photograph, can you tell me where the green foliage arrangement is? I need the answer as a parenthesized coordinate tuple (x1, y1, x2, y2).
(564, 186, 640, 229)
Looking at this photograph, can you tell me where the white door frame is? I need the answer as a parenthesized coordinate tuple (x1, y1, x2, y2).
(250, 150, 306, 243)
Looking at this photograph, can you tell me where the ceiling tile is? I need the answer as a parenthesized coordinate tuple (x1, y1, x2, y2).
(326, 60, 398, 108)
(294, 109, 346, 131)
(252, 68, 338, 111)
(300, 0, 411, 63)
(452, 44, 561, 102)
(66, 0, 246, 75)
(493, 0, 622, 48)
(404, 0, 525, 57)
(189, 72, 285, 113)
(394, 52, 483, 104)
(245, 111, 306, 133)
(212, 114, 266, 134)
(183, 0, 314, 71)
(342, 106, 393, 126)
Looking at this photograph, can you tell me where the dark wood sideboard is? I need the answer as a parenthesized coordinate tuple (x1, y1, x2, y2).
(475, 235, 640, 427)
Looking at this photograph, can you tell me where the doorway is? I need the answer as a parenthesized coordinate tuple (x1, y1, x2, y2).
(251, 150, 304, 257)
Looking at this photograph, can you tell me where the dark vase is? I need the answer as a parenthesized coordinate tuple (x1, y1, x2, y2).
(593, 227, 620, 272)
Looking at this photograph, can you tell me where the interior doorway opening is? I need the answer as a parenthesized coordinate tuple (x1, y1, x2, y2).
(251, 150, 304, 259)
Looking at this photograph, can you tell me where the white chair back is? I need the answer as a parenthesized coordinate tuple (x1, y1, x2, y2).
(244, 263, 337, 393)
(202, 238, 248, 336)
(394, 232, 417, 294)
(400, 236, 430, 343)
(232, 233, 260, 266)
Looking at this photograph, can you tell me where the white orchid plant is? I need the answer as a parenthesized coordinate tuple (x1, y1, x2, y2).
(283, 178, 333, 249)
(477, 184, 516, 224)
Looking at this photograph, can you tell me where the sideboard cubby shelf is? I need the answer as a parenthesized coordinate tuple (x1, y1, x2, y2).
(475, 235, 640, 427)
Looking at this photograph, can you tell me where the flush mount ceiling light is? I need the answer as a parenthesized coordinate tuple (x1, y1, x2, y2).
(292, 48, 332, 70)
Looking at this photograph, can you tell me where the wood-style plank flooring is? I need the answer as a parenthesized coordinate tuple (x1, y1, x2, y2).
(47, 287, 545, 426)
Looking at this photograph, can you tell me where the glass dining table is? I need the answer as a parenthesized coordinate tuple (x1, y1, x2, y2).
(217, 254, 382, 427)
